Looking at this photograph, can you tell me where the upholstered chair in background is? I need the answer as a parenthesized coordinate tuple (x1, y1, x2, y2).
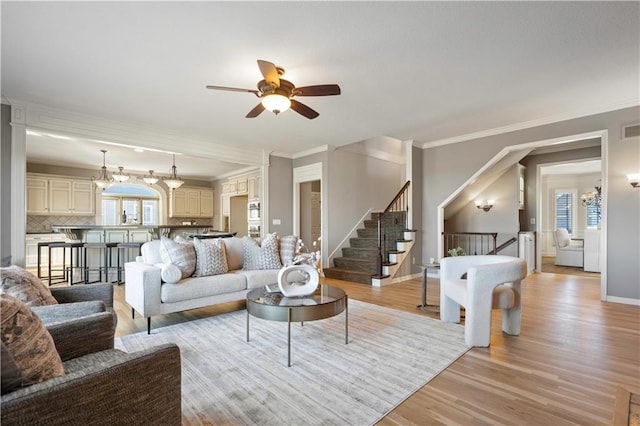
(440, 255, 527, 347)
(553, 228, 584, 268)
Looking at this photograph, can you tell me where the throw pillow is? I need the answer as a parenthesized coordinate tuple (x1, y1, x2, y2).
(0, 294, 64, 394)
(0, 265, 58, 307)
(279, 235, 299, 266)
(160, 263, 183, 284)
(193, 238, 229, 277)
(242, 233, 282, 270)
(159, 237, 196, 279)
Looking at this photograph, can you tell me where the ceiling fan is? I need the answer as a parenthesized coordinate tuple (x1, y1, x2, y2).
(206, 60, 341, 119)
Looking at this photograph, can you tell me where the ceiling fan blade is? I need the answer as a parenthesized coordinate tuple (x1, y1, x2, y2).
(294, 84, 341, 96)
(246, 103, 265, 118)
(290, 100, 319, 119)
(206, 85, 260, 95)
(257, 60, 280, 88)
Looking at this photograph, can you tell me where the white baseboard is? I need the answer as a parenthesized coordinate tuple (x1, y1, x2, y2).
(605, 295, 640, 306)
(391, 272, 422, 284)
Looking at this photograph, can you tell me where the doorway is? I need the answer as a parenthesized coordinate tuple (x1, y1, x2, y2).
(229, 195, 248, 237)
(299, 180, 321, 247)
(539, 159, 602, 278)
(293, 162, 324, 265)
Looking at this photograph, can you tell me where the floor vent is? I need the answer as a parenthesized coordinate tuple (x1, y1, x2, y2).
(622, 123, 640, 139)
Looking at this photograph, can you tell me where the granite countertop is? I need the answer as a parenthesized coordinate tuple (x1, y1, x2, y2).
(50, 224, 212, 230)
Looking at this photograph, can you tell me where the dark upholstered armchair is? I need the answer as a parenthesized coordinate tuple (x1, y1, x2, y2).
(1, 284, 182, 425)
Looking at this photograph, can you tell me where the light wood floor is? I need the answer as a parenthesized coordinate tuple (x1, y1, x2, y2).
(112, 272, 640, 425)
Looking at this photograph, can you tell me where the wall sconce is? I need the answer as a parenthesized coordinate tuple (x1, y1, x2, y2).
(627, 173, 639, 188)
(475, 199, 495, 212)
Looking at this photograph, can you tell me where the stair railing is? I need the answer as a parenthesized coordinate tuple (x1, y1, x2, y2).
(494, 236, 517, 254)
(442, 232, 498, 256)
(375, 181, 411, 278)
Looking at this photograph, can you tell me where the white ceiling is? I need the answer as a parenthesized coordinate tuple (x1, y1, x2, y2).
(2, 2, 638, 178)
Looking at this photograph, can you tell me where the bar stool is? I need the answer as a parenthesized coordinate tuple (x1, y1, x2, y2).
(47, 242, 85, 286)
(37, 242, 56, 280)
(115, 242, 143, 284)
(82, 242, 118, 283)
(47, 242, 69, 286)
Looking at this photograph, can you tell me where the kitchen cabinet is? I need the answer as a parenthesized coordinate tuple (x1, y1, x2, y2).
(221, 194, 230, 216)
(170, 187, 214, 218)
(200, 190, 214, 217)
(27, 177, 49, 214)
(27, 174, 95, 215)
(247, 176, 259, 199)
(171, 189, 188, 217)
(236, 178, 248, 194)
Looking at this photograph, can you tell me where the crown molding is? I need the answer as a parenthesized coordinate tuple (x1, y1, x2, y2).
(10, 99, 266, 167)
(420, 99, 640, 149)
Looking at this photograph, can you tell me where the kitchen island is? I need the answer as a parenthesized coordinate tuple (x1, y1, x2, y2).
(51, 224, 215, 242)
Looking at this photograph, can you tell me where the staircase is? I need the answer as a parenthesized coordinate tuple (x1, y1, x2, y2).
(323, 182, 416, 286)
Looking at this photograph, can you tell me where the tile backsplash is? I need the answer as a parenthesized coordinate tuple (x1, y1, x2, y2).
(27, 215, 96, 233)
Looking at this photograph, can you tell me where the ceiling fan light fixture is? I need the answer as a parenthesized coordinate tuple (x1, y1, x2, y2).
(261, 94, 291, 115)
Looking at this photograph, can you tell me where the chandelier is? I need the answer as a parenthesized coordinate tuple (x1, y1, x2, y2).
(580, 185, 602, 207)
(91, 150, 114, 190)
(112, 166, 130, 182)
(142, 170, 159, 185)
(162, 154, 184, 190)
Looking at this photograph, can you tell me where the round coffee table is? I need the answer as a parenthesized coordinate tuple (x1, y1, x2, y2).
(246, 284, 348, 367)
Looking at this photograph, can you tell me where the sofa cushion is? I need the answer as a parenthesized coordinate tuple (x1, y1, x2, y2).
(0, 265, 58, 307)
(141, 240, 163, 264)
(0, 294, 64, 394)
(279, 235, 299, 266)
(193, 238, 228, 277)
(159, 237, 196, 279)
(224, 237, 244, 271)
(31, 301, 106, 325)
(243, 233, 282, 270)
(160, 263, 182, 284)
(160, 274, 247, 303)
(233, 269, 279, 289)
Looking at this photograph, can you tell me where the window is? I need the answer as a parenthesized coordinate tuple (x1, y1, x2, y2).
(101, 185, 159, 225)
(555, 190, 575, 235)
(586, 204, 600, 228)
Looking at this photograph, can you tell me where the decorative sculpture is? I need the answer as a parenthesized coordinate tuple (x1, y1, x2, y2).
(277, 264, 319, 297)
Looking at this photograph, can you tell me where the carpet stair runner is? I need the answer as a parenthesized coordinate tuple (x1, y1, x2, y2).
(324, 211, 415, 285)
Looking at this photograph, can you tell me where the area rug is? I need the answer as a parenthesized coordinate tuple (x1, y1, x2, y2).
(115, 299, 468, 425)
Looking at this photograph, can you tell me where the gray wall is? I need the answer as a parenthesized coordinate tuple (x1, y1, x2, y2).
(446, 165, 520, 257)
(327, 148, 404, 265)
(268, 155, 294, 235)
(422, 106, 640, 300)
(1, 104, 12, 265)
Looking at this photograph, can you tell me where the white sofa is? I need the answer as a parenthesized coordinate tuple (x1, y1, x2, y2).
(125, 237, 281, 333)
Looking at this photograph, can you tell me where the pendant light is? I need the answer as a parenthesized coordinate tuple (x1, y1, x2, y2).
(142, 170, 159, 185)
(163, 154, 184, 190)
(112, 166, 130, 182)
(91, 150, 114, 190)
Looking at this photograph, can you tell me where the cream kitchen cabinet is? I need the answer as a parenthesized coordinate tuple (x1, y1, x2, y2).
(200, 190, 214, 217)
(247, 176, 259, 199)
(27, 174, 95, 215)
(27, 177, 49, 214)
(170, 187, 214, 218)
